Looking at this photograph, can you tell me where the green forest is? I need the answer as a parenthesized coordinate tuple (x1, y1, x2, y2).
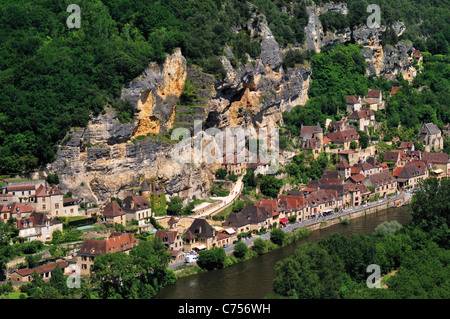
(272, 177, 450, 299)
(0, 0, 449, 174)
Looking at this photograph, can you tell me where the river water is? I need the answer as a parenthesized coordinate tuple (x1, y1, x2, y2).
(154, 206, 412, 299)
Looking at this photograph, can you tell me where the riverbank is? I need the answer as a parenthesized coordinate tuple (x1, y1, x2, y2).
(155, 206, 412, 299)
(170, 191, 412, 277)
(172, 226, 311, 278)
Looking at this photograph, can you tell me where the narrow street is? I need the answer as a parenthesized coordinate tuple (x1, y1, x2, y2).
(192, 175, 244, 218)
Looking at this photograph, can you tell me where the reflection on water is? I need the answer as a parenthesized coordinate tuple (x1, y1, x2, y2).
(154, 206, 412, 299)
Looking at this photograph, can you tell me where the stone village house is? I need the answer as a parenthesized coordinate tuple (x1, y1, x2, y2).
(183, 218, 216, 251)
(16, 212, 63, 242)
(363, 171, 397, 197)
(418, 122, 443, 152)
(102, 200, 126, 226)
(76, 232, 137, 276)
(10, 261, 69, 283)
(121, 195, 153, 232)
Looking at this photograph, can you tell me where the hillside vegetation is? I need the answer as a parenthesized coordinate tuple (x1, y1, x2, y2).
(0, 0, 449, 174)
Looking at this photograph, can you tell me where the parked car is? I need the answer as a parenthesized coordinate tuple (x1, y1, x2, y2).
(185, 254, 198, 263)
(223, 244, 229, 248)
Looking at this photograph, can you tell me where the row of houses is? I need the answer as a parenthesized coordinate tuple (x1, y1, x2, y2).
(1, 182, 80, 218)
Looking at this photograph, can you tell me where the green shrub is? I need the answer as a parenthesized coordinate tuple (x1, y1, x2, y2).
(270, 228, 286, 246)
(233, 241, 248, 259)
(197, 247, 227, 271)
(252, 238, 267, 255)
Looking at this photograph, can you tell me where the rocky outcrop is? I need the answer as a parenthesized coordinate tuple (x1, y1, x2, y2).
(48, 50, 213, 204)
(51, 115, 217, 204)
(205, 14, 311, 130)
(305, 2, 416, 81)
(121, 48, 187, 137)
(354, 22, 417, 80)
(305, 5, 324, 53)
(49, 14, 312, 204)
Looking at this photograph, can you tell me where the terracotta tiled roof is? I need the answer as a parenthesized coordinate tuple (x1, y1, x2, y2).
(336, 160, 350, 169)
(367, 172, 396, 187)
(348, 108, 374, 120)
(344, 183, 370, 194)
(35, 184, 48, 197)
(406, 161, 426, 170)
(48, 186, 63, 196)
(8, 202, 35, 214)
(327, 129, 359, 143)
(17, 217, 35, 229)
(367, 89, 381, 99)
(399, 142, 414, 149)
(384, 151, 406, 162)
(6, 185, 35, 191)
(346, 95, 360, 104)
(122, 195, 151, 211)
(155, 230, 178, 244)
(78, 232, 136, 256)
(328, 120, 347, 132)
(103, 201, 125, 217)
(256, 198, 278, 216)
(355, 162, 375, 171)
(392, 167, 404, 178)
(301, 124, 322, 141)
(307, 190, 336, 207)
(29, 212, 49, 226)
(421, 152, 449, 164)
(348, 173, 366, 183)
(15, 261, 68, 277)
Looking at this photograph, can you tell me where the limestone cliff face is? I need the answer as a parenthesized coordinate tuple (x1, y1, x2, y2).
(50, 113, 216, 204)
(48, 20, 312, 204)
(305, 2, 417, 81)
(205, 14, 311, 131)
(48, 50, 212, 204)
(121, 48, 187, 138)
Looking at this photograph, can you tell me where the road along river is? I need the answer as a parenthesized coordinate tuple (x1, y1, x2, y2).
(154, 206, 412, 299)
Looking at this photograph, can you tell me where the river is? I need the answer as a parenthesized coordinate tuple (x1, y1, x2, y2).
(154, 206, 412, 299)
